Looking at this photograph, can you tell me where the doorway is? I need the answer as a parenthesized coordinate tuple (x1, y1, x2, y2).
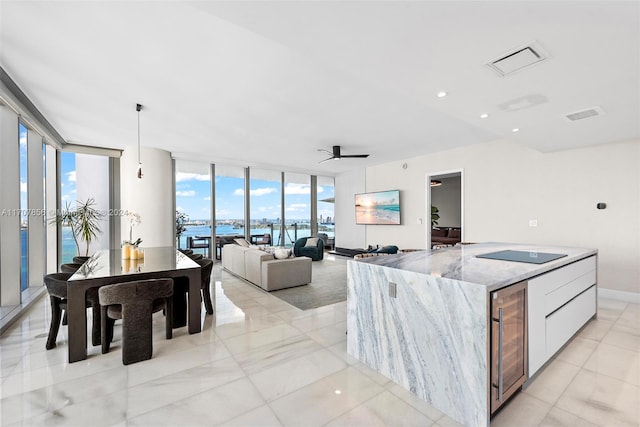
(426, 170, 463, 249)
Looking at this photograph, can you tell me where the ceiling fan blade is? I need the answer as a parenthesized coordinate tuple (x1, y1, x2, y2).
(340, 154, 369, 158)
(317, 149, 333, 155)
(318, 156, 335, 164)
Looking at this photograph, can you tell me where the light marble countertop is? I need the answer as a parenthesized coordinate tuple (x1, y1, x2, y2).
(354, 242, 597, 291)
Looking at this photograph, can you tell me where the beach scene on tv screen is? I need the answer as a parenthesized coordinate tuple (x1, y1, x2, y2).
(355, 191, 400, 225)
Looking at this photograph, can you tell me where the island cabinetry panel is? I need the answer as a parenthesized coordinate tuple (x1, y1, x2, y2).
(490, 281, 527, 415)
(347, 261, 488, 427)
(546, 285, 596, 357)
(528, 256, 597, 376)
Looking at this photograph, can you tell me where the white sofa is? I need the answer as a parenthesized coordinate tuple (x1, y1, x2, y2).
(222, 244, 312, 291)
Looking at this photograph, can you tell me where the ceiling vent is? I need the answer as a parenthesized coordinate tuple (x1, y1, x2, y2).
(564, 106, 605, 122)
(486, 42, 549, 77)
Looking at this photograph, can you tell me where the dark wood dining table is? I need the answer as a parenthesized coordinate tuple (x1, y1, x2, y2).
(67, 247, 201, 363)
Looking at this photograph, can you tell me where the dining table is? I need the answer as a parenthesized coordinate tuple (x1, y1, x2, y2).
(66, 247, 201, 363)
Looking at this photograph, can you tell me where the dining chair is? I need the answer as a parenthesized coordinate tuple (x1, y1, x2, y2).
(43, 272, 101, 349)
(172, 257, 215, 325)
(99, 278, 174, 365)
(187, 253, 204, 261)
(196, 258, 215, 315)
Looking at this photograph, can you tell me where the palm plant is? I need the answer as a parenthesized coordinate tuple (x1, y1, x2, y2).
(54, 198, 104, 256)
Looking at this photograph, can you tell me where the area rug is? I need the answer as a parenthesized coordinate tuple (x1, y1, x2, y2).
(270, 256, 348, 310)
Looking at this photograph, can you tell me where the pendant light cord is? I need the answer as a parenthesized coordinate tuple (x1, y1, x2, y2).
(136, 103, 143, 179)
(136, 103, 142, 164)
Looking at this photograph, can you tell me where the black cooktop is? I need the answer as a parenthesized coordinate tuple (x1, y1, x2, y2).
(476, 250, 567, 264)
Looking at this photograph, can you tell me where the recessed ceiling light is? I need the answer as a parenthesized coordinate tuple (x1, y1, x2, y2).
(335, 390, 342, 395)
(436, 91, 447, 98)
(512, 128, 520, 132)
(480, 113, 489, 119)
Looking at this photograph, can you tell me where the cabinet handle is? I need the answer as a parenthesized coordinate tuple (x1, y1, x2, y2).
(498, 307, 504, 402)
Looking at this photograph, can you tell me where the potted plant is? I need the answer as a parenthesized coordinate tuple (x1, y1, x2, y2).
(53, 198, 104, 257)
(176, 210, 189, 248)
(431, 205, 440, 226)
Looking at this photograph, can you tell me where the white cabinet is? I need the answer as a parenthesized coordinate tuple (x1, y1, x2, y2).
(527, 256, 596, 377)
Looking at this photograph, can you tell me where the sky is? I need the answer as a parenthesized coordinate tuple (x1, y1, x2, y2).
(60, 151, 77, 204)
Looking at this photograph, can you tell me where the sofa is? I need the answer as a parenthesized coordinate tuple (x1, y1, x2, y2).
(431, 227, 461, 246)
(222, 244, 312, 291)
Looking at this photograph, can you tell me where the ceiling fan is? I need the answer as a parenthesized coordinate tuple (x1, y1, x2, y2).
(318, 145, 370, 163)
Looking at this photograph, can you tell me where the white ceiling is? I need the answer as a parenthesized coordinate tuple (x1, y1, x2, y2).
(1, 1, 638, 176)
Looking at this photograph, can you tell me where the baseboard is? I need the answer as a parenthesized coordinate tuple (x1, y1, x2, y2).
(598, 288, 640, 304)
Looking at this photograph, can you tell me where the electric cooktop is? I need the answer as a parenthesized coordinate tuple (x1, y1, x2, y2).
(476, 250, 567, 264)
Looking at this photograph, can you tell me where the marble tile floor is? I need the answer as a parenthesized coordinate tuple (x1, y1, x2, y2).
(0, 258, 638, 426)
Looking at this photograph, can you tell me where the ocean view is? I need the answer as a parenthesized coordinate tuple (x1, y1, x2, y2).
(61, 223, 334, 263)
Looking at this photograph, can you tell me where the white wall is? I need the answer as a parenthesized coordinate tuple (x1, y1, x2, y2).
(431, 176, 461, 228)
(346, 139, 640, 295)
(335, 168, 366, 249)
(0, 106, 21, 305)
(120, 146, 173, 247)
(45, 144, 57, 273)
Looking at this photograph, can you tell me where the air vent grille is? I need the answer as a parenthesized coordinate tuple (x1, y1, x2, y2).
(564, 106, 605, 122)
(486, 42, 549, 77)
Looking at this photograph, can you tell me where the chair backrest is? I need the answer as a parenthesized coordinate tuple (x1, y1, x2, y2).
(195, 258, 214, 288)
(98, 279, 174, 306)
(260, 233, 271, 244)
(44, 272, 73, 299)
(60, 263, 83, 273)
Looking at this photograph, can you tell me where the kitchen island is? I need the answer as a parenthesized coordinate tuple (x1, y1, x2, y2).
(347, 242, 597, 426)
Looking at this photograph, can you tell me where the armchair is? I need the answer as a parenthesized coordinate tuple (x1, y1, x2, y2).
(293, 236, 324, 261)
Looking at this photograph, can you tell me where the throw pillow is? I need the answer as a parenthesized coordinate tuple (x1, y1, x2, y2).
(304, 237, 319, 247)
(274, 248, 292, 259)
(234, 238, 250, 247)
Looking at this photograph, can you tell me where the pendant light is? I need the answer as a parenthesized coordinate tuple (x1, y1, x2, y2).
(136, 103, 143, 179)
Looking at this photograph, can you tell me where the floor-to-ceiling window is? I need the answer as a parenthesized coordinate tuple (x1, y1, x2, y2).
(59, 151, 111, 264)
(284, 173, 311, 246)
(249, 168, 282, 246)
(59, 151, 76, 263)
(213, 164, 245, 232)
(317, 175, 335, 243)
(172, 162, 335, 254)
(19, 123, 28, 290)
(1, 115, 49, 306)
(175, 160, 211, 251)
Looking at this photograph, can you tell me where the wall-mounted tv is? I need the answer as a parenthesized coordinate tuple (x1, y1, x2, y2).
(355, 190, 401, 225)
